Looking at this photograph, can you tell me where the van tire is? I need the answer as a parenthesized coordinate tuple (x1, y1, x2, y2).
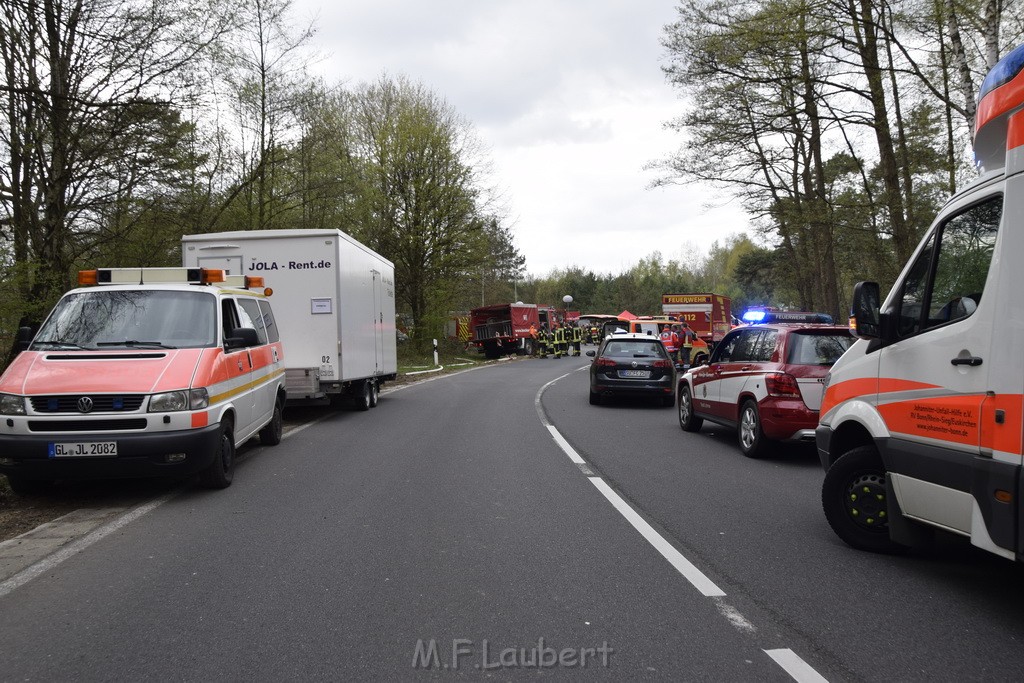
(678, 385, 702, 431)
(5, 476, 54, 496)
(369, 380, 379, 408)
(201, 420, 235, 489)
(738, 399, 769, 458)
(259, 397, 284, 445)
(822, 446, 906, 554)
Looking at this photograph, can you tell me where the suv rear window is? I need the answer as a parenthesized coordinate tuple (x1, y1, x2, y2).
(785, 331, 853, 365)
(604, 340, 669, 359)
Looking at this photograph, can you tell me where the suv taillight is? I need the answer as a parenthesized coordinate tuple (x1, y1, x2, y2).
(652, 359, 673, 369)
(765, 372, 801, 398)
(596, 357, 618, 368)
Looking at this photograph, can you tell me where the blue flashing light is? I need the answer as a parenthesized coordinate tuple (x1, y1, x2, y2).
(742, 310, 767, 323)
(978, 43, 1024, 101)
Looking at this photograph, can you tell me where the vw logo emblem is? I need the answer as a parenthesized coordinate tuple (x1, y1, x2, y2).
(631, 361, 638, 368)
(77, 396, 94, 413)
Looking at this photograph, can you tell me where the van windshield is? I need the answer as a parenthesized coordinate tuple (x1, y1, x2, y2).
(32, 290, 217, 350)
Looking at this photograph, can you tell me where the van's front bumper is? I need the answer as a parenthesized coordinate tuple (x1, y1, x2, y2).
(0, 425, 222, 481)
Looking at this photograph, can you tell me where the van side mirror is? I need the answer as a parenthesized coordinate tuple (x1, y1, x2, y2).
(225, 327, 260, 351)
(852, 281, 882, 340)
(16, 326, 33, 351)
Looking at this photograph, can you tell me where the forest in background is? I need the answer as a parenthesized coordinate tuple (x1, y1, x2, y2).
(1, 0, 1022, 361)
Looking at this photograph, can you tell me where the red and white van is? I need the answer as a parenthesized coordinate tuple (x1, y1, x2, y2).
(818, 44, 1024, 560)
(0, 267, 286, 492)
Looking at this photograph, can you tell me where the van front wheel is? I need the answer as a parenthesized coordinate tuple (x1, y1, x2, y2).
(201, 420, 235, 489)
(822, 446, 906, 554)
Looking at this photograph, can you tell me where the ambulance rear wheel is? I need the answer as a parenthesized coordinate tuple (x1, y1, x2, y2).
(201, 419, 235, 489)
(822, 446, 906, 554)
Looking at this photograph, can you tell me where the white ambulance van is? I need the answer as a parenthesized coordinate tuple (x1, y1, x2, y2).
(817, 44, 1024, 561)
(0, 268, 286, 492)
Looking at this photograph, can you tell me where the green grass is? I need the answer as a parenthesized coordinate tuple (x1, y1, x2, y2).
(396, 339, 488, 376)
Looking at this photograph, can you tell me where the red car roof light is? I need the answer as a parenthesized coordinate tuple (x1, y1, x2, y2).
(765, 372, 801, 398)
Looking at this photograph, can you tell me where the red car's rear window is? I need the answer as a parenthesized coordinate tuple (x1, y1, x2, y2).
(785, 330, 854, 366)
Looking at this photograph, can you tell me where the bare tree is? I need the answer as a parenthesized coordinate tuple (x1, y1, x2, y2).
(0, 0, 235, 339)
(219, 0, 317, 231)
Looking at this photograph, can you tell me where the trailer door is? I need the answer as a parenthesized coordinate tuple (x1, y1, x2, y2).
(373, 269, 384, 373)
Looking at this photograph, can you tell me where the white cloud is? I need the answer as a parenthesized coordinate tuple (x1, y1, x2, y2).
(293, 0, 751, 275)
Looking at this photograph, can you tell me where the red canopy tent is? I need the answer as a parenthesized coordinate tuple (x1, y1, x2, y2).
(617, 310, 637, 320)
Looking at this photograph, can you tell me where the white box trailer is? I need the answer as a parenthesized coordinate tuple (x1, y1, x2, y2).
(182, 229, 398, 408)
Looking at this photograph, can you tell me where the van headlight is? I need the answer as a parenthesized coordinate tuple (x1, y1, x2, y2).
(0, 393, 26, 415)
(149, 388, 209, 412)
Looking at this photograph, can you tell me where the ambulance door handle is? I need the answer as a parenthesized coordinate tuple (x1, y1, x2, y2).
(950, 356, 982, 367)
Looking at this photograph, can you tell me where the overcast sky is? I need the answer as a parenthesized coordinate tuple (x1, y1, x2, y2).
(293, 0, 751, 276)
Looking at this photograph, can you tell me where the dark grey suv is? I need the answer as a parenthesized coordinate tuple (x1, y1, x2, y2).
(586, 333, 675, 406)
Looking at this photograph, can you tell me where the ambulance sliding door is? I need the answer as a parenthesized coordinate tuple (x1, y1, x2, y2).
(876, 195, 1000, 534)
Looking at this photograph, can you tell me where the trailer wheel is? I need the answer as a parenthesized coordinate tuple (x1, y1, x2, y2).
(822, 446, 906, 554)
(200, 419, 235, 489)
(369, 380, 379, 408)
(356, 380, 372, 411)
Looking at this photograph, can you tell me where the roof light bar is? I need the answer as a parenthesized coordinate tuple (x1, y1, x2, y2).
(76, 267, 227, 286)
(742, 310, 834, 324)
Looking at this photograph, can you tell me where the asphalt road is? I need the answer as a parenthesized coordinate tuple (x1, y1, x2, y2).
(1, 356, 1023, 681)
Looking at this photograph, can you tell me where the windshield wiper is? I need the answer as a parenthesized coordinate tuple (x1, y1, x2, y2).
(96, 340, 177, 349)
(32, 339, 89, 350)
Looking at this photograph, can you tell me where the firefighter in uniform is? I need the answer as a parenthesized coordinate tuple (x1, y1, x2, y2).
(570, 322, 582, 356)
(553, 323, 565, 358)
(539, 324, 549, 358)
(679, 322, 696, 367)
